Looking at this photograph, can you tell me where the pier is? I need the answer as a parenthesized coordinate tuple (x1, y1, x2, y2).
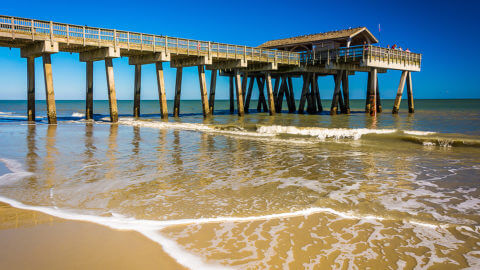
(0, 16, 422, 124)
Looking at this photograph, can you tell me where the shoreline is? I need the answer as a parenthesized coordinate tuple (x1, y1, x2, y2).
(0, 202, 186, 270)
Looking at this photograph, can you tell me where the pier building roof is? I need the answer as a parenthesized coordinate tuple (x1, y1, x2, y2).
(258, 27, 378, 51)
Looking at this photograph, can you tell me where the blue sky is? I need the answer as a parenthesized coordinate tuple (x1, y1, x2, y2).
(0, 0, 479, 100)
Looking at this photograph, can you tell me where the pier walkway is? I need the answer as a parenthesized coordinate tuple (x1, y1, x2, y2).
(0, 15, 422, 124)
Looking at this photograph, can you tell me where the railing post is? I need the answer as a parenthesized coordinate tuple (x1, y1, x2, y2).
(50, 21, 53, 41)
(234, 45, 237, 59)
(165, 36, 168, 53)
(114, 29, 117, 49)
(98, 28, 101, 47)
(187, 40, 190, 55)
(259, 49, 262, 61)
(127, 32, 130, 50)
(66, 24, 69, 44)
(209, 41, 211, 59)
(244, 45, 246, 61)
(83, 26, 86, 46)
(31, 19, 34, 41)
(11, 17, 15, 39)
(140, 33, 143, 51)
(327, 49, 330, 65)
(153, 35, 156, 52)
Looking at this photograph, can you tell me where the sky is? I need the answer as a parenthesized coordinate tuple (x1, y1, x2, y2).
(0, 0, 479, 101)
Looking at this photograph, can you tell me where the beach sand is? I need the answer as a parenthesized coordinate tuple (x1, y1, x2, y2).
(0, 203, 185, 270)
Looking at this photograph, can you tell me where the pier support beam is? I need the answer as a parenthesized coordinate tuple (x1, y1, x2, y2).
(342, 71, 350, 114)
(369, 68, 378, 116)
(298, 73, 310, 114)
(27, 57, 35, 122)
(174, 67, 183, 117)
(407, 71, 414, 113)
(42, 54, 57, 124)
(392, 71, 408, 114)
(244, 75, 254, 113)
(80, 47, 120, 122)
(133, 64, 141, 117)
(287, 77, 296, 113)
(330, 70, 344, 115)
(265, 73, 276, 115)
(105, 58, 118, 122)
(198, 65, 210, 117)
(229, 75, 234, 114)
(256, 76, 268, 112)
(376, 77, 382, 113)
(208, 69, 217, 114)
(86, 61, 93, 120)
(365, 72, 372, 113)
(156, 62, 168, 119)
(234, 70, 244, 116)
(314, 74, 322, 113)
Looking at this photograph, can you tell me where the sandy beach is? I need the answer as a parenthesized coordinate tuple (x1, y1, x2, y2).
(0, 202, 185, 270)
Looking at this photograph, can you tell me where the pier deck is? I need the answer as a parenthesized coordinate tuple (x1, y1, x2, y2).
(0, 15, 422, 123)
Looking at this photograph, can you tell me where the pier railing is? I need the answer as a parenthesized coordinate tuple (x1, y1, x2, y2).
(300, 45, 422, 70)
(0, 15, 300, 65)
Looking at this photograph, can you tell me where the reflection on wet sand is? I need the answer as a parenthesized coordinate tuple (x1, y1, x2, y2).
(105, 124, 118, 180)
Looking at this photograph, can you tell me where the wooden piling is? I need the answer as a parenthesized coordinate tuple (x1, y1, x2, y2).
(309, 73, 318, 113)
(241, 73, 248, 103)
(229, 75, 234, 114)
(234, 70, 244, 116)
(208, 69, 217, 114)
(27, 57, 35, 122)
(276, 76, 286, 112)
(133, 64, 141, 117)
(341, 71, 350, 114)
(330, 70, 343, 115)
(283, 77, 293, 112)
(298, 73, 310, 114)
(365, 72, 372, 113)
(314, 74, 322, 112)
(244, 75, 254, 113)
(197, 65, 210, 117)
(155, 62, 168, 119)
(42, 54, 57, 124)
(370, 68, 377, 116)
(86, 61, 93, 120)
(273, 76, 280, 102)
(287, 77, 296, 113)
(257, 77, 268, 112)
(392, 70, 408, 114)
(265, 73, 276, 115)
(375, 77, 382, 113)
(174, 67, 183, 117)
(406, 71, 414, 113)
(104, 58, 118, 122)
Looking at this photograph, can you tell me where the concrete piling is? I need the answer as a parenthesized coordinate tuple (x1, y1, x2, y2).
(104, 58, 118, 123)
(174, 67, 183, 117)
(42, 54, 57, 124)
(197, 65, 210, 117)
(27, 57, 35, 122)
(133, 64, 141, 117)
(85, 61, 93, 120)
(155, 62, 168, 119)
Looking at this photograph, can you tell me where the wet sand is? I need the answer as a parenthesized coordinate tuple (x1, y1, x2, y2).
(0, 203, 185, 270)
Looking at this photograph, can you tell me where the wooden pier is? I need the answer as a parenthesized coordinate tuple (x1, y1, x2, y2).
(0, 16, 422, 123)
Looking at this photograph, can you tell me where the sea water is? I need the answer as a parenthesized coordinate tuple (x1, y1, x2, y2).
(0, 99, 479, 269)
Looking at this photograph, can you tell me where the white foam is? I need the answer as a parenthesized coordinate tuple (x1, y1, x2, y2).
(0, 158, 33, 186)
(256, 125, 397, 140)
(118, 118, 273, 138)
(404, 130, 436, 136)
(71, 112, 85, 117)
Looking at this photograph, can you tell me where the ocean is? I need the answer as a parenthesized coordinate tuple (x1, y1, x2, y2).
(0, 99, 479, 269)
